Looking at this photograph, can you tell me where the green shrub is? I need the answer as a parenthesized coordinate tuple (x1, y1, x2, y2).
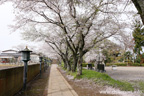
(131, 63, 141, 66)
(82, 63, 88, 67)
(106, 63, 127, 66)
(106, 63, 144, 66)
(82, 63, 94, 67)
(130, 63, 144, 66)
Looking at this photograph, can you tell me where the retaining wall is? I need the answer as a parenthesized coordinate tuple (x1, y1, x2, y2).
(0, 63, 43, 96)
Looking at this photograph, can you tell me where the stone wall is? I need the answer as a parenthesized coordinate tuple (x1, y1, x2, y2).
(0, 63, 43, 96)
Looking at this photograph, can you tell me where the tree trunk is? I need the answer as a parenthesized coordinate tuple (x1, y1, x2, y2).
(66, 59, 71, 71)
(72, 54, 78, 72)
(67, 63, 71, 71)
(62, 57, 67, 69)
(64, 55, 71, 71)
(64, 62, 67, 69)
(140, 54, 143, 65)
(61, 55, 68, 69)
(132, 0, 144, 24)
(94, 61, 98, 71)
(77, 31, 85, 75)
(77, 59, 82, 75)
(77, 51, 83, 75)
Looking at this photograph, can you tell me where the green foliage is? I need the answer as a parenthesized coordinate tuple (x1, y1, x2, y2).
(118, 57, 124, 62)
(112, 51, 120, 57)
(102, 49, 112, 63)
(134, 54, 144, 64)
(135, 55, 141, 63)
(124, 51, 132, 60)
(76, 69, 134, 91)
(102, 49, 121, 63)
(142, 54, 144, 58)
(133, 21, 144, 55)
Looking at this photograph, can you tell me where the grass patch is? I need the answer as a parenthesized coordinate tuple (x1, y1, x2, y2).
(61, 62, 64, 68)
(67, 71, 77, 78)
(139, 82, 144, 93)
(59, 64, 77, 78)
(75, 69, 134, 91)
(60, 62, 66, 71)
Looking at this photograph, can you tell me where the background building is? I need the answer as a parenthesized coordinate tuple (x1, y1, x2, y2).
(0, 49, 39, 65)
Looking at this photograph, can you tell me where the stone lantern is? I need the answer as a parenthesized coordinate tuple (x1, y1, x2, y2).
(20, 46, 32, 90)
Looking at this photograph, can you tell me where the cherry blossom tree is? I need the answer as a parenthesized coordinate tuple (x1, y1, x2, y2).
(0, 0, 132, 75)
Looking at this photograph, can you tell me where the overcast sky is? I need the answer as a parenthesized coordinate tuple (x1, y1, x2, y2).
(0, 2, 38, 51)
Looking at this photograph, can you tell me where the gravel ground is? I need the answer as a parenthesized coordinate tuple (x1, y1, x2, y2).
(105, 66, 144, 81)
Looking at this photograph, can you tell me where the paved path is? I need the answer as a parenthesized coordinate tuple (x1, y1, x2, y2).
(48, 64, 78, 96)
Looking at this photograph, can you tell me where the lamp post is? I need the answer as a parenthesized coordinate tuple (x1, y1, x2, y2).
(39, 56, 43, 77)
(20, 46, 32, 90)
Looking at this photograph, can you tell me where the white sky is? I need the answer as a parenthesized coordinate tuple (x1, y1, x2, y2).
(0, 3, 38, 51)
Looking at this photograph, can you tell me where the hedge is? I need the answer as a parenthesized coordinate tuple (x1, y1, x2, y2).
(106, 63, 144, 66)
(131, 63, 144, 66)
(82, 63, 94, 67)
(82, 62, 144, 67)
(106, 63, 127, 66)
